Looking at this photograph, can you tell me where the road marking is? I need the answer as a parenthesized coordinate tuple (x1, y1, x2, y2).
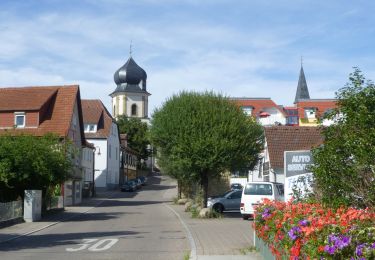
(164, 204, 197, 260)
(66, 238, 118, 252)
(88, 238, 119, 252)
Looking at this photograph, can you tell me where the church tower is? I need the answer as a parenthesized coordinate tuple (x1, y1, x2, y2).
(110, 55, 151, 122)
(294, 65, 310, 103)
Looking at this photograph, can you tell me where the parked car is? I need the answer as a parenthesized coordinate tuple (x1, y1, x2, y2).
(230, 183, 243, 190)
(207, 189, 243, 213)
(240, 182, 284, 220)
(121, 180, 137, 192)
(137, 176, 147, 186)
(130, 178, 142, 189)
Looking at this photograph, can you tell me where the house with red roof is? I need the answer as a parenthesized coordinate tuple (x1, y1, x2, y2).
(0, 85, 89, 206)
(230, 97, 286, 126)
(249, 126, 323, 184)
(81, 100, 121, 190)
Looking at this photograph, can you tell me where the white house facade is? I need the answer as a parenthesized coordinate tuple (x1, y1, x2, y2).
(82, 100, 121, 191)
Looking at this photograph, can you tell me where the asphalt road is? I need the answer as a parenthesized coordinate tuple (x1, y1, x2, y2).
(0, 175, 190, 260)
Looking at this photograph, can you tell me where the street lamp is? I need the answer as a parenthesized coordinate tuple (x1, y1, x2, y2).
(147, 144, 154, 173)
(92, 146, 102, 197)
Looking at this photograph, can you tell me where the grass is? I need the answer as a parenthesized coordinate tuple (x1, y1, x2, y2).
(183, 251, 190, 260)
(239, 245, 258, 255)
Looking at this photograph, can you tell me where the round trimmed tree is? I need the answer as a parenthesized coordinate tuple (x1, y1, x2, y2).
(151, 91, 264, 207)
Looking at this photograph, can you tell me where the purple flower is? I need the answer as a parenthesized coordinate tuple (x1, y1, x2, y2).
(298, 219, 309, 227)
(288, 226, 301, 241)
(372, 242, 375, 249)
(356, 244, 365, 256)
(262, 208, 271, 218)
(324, 245, 336, 255)
(335, 236, 351, 249)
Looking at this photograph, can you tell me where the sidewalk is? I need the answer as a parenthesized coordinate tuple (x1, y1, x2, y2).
(168, 203, 263, 260)
(0, 190, 116, 244)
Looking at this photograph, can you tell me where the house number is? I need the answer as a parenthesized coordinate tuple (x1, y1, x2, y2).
(66, 238, 119, 252)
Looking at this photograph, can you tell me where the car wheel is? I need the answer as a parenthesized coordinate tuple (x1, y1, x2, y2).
(213, 204, 224, 213)
(242, 215, 249, 220)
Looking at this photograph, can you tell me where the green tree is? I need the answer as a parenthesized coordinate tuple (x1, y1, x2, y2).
(0, 133, 73, 202)
(116, 116, 150, 167)
(311, 68, 375, 208)
(150, 91, 264, 207)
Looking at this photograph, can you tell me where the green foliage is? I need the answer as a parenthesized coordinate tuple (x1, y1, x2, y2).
(0, 133, 73, 202)
(116, 116, 150, 166)
(150, 91, 264, 207)
(311, 68, 375, 208)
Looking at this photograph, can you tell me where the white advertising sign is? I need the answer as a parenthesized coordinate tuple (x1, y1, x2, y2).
(284, 150, 314, 202)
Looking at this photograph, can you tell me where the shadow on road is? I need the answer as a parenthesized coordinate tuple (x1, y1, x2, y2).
(97, 200, 164, 207)
(0, 230, 147, 252)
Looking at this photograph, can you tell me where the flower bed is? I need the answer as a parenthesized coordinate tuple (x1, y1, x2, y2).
(253, 199, 375, 259)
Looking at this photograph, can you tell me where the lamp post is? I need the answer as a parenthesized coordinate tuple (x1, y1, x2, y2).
(147, 144, 154, 174)
(92, 146, 101, 197)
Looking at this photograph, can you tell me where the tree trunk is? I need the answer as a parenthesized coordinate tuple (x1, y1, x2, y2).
(201, 172, 209, 208)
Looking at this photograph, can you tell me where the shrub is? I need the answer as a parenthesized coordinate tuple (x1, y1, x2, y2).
(253, 199, 375, 259)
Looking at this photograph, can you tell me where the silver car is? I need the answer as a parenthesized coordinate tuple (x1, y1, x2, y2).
(207, 189, 242, 213)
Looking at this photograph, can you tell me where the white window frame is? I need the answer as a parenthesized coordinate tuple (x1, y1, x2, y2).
(14, 112, 25, 128)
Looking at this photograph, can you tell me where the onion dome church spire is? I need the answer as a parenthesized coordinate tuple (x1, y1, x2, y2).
(294, 61, 310, 104)
(110, 49, 151, 122)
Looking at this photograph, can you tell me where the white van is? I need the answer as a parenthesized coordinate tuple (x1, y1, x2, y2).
(240, 182, 284, 220)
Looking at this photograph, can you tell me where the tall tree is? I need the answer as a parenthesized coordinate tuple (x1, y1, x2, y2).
(116, 116, 150, 166)
(150, 91, 264, 207)
(311, 68, 375, 208)
(0, 133, 73, 202)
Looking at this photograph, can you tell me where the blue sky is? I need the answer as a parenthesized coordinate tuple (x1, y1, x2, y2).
(1, 0, 375, 115)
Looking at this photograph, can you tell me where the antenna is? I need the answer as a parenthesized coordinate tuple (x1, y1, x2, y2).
(301, 55, 303, 67)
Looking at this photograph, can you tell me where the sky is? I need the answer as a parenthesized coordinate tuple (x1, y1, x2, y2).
(1, 0, 375, 116)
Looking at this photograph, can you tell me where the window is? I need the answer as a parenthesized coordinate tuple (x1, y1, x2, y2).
(244, 184, 273, 196)
(241, 106, 253, 116)
(84, 124, 97, 133)
(14, 112, 25, 128)
(304, 108, 316, 119)
(131, 104, 137, 116)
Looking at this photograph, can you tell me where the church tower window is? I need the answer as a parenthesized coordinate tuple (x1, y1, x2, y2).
(131, 104, 137, 116)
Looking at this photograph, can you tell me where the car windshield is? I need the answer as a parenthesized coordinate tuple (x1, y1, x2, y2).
(244, 184, 273, 195)
(221, 190, 234, 197)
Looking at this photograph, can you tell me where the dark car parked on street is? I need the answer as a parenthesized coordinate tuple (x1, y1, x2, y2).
(137, 176, 147, 186)
(130, 178, 142, 189)
(121, 180, 137, 192)
(230, 183, 243, 190)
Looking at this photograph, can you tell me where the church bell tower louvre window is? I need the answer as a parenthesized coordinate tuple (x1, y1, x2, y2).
(131, 104, 137, 116)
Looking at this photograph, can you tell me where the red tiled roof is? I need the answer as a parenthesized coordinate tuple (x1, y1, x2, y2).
(0, 87, 57, 111)
(296, 99, 337, 119)
(264, 126, 324, 169)
(231, 98, 285, 116)
(0, 85, 84, 142)
(81, 99, 114, 139)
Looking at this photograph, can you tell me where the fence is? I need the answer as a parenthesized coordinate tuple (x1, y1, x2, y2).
(0, 200, 23, 222)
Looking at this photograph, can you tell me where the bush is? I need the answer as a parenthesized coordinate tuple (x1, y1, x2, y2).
(253, 199, 375, 259)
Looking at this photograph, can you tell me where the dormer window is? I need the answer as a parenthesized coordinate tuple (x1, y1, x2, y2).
(14, 112, 25, 128)
(304, 107, 316, 119)
(241, 106, 253, 116)
(84, 124, 97, 133)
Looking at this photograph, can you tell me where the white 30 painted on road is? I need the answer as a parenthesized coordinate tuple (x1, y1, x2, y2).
(66, 238, 119, 252)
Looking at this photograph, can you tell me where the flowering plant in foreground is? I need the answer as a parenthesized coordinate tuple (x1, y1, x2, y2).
(253, 199, 375, 259)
